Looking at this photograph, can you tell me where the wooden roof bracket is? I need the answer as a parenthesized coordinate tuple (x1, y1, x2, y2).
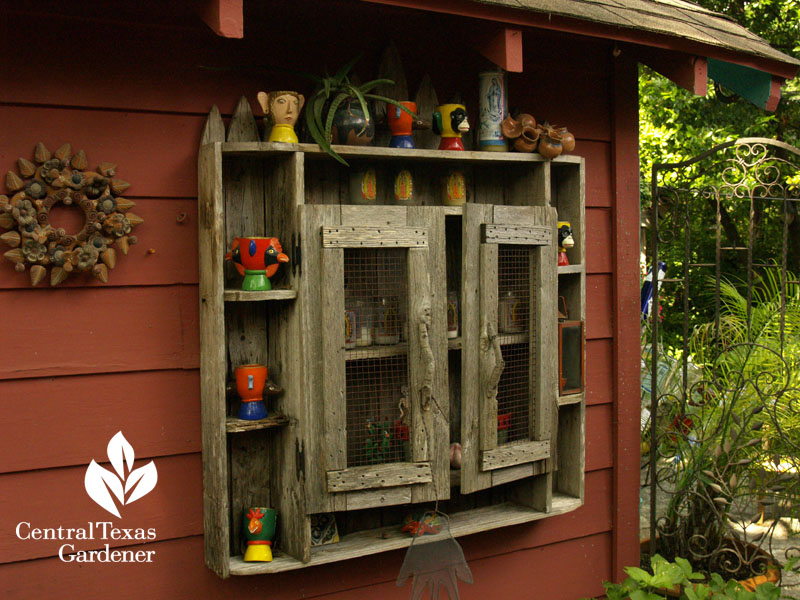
(199, 0, 244, 38)
(638, 48, 708, 96)
(478, 27, 523, 72)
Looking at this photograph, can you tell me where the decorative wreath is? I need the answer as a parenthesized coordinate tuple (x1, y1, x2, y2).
(0, 142, 142, 286)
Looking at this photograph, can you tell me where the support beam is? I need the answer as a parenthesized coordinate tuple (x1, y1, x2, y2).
(479, 27, 523, 72)
(199, 0, 244, 39)
(708, 58, 783, 111)
(639, 49, 707, 96)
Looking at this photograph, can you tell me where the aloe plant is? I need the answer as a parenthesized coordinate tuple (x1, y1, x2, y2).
(303, 55, 416, 165)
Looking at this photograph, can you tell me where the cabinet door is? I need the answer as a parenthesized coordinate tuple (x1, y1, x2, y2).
(307, 205, 449, 512)
(460, 204, 558, 497)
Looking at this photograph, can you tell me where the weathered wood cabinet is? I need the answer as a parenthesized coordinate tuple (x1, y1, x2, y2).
(198, 104, 586, 578)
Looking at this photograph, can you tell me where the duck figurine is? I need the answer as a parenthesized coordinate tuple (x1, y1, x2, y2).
(226, 236, 289, 291)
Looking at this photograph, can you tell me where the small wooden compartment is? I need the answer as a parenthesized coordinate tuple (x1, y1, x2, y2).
(198, 103, 586, 578)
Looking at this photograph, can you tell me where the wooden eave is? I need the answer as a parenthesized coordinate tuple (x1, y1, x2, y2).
(361, 0, 799, 80)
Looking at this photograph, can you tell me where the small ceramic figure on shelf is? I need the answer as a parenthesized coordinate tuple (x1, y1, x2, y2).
(257, 91, 305, 143)
(226, 236, 289, 291)
(433, 104, 470, 151)
(388, 101, 417, 148)
(349, 168, 377, 205)
(243, 507, 277, 562)
(501, 113, 539, 153)
(393, 169, 414, 203)
(557, 221, 575, 267)
(449, 442, 462, 469)
(442, 171, 467, 206)
(236, 364, 268, 420)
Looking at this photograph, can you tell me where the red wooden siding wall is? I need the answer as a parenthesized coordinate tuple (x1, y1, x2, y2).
(0, 1, 639, 597)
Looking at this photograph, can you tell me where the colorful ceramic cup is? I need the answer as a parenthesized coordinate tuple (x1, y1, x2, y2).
(433, 104, 470, 151)
(236, 364, 268, 420)
(388, 101, 417, 149)
(243, 507, 277, 562)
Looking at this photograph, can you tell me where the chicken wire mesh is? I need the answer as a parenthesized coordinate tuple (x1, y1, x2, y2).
(496, 245, 534, 444)
(344, 249, 410, 467)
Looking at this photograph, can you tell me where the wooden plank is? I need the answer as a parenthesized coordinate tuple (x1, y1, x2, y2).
(408, 207, 449, 503)
(223, 289, 297, 301)
(557, 402, 586, 499)
(611, 51, 643, 581)
(0, 198, 200, 290)
(505, 162, 549, 206)
(301, 205, 339, 515)
(482, 224, 552, 245)
(321, 244, 347, 472)
(586, 207, 613, 273)
(0, 106, 206, 198)
(340, 205, 408, 226)
(326, 462, 432, 492)
(266, 150, 310, 563)
(413, 74, 439, 150)
(225, 414, 290, 433)
(491, 463, 533, 486)
(460, 203, 493, 494)
(586, 338, 613, 406)
(587, 273, 613, 339)
(321, 226, 427, 248)
(228, 496, 584, 575)
(407, 246, 435, 504)
(0, 454, 203, 564)
(481, 440, 550, 471)
(479, 243, 500, 454)
(196, 140, 229, 578)
(0, 370, 200, 473)
(345, 487, 413, 511)
(202, 105, 226, 145)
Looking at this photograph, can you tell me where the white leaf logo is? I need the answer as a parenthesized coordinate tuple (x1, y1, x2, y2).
(84, 431, 158, 518)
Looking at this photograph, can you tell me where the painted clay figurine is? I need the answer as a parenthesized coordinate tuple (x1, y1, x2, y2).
(387, 101, 417, 148)
(225, 236, 289, 291)
(557, 221, 575, 266)
(257, 91, 305, 143)
(243, 507, 277, 562)
(433, 104, 469, 151)
(236, 364, 268, 420)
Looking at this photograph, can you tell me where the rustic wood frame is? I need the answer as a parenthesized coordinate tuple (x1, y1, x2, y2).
(198, 99, 586, 578)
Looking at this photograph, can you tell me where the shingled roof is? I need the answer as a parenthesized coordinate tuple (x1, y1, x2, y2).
(470, 0, 799, 70)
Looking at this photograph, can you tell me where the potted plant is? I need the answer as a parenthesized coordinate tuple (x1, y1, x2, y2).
(591, 553, 782, 600)
(302, 56, 417, 165)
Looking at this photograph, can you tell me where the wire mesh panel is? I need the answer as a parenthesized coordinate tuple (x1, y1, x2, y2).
(497, 246, 530, 334)
(496, 245, 534, 444)
(496, 343, 531, 444)
(344, 249, 408, 355)
(343, 248, 410, 467)
(346, 355, 410, 467)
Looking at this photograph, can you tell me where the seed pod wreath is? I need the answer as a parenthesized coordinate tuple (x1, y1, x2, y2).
(0, 143, 142, 286)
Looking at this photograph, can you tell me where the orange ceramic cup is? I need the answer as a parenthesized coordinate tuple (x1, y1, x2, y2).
(235, 364, 267, 402)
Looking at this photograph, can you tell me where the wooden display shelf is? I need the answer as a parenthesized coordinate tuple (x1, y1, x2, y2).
(228, 495, 582, 575)
(223, 289, 297, 302)
(226, 414, 290, 433)
(558, 392, 584, 406)
(557, 264, 584, 275)
(345, 343, 409, 360)
(218, 141, 584, 166)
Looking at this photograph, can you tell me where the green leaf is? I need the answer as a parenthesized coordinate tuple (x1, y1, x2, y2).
(625, 567, 653, 584)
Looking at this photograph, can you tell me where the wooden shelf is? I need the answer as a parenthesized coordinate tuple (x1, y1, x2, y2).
(557, 264, 584, 275)
(497, 333, 529, 345)
(223, 289, 297, 302)
(447, 336, 463, 349)
(443, 206, 464, 216)
(345, 343, 409, 360)
(228, 494, 582, 575)
(216, 141, 584, 165)
(558, 392, 584, 406)
(226, 414, 290, 433)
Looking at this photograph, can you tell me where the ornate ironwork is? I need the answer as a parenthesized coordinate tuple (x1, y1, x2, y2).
(646, 138, 800, 581)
